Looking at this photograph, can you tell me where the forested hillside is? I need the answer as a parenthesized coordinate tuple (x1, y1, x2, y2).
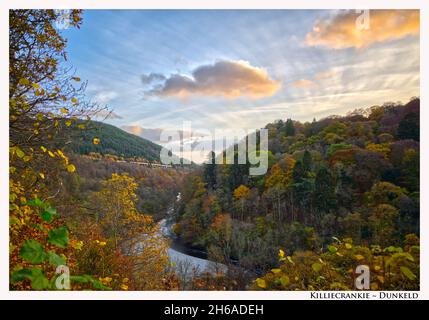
(65, 120, 163, 162)
(174, 97, 420, 290)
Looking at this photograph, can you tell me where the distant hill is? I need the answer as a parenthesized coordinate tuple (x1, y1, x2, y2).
(65, 121, 165, 162)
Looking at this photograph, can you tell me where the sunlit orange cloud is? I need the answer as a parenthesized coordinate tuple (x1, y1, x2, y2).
(314, 69, 338, 80)
(292, 79, 319, 89)
(148, 60, 281, 99)
(306, 10, 419, 49)
(121, 125, 143, 136)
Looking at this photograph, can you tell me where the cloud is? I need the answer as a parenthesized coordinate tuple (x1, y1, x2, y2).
(306, 10, 419, 49)
(142, 60, 281, 99)
(314, 69, 338, 80)
(292, 79, 319, 89)
(141, 73, 166, 84)
(121, 125, 207, 143)
(93, 90, 118, 104)
(90, 109, 123, 120)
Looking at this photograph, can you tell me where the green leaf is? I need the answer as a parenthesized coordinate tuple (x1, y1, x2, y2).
(327, 245, 337, 254)
(400, 266, 417, 281)
(280, 275, 290, 287)
(48, 251, 66, 267)
(70, 275, 90, 283)
(11, 268, 33, 282)
(312, 262, 323, 272)
(88, 278, 111, 290)
(70, 275, 110, 290)
(26, 198, 43, 207)
(20, 240, 47, 264)
(48, 227, 69, 248)
(385, 246, 403, 253)
(40, 206, 57, 222)
(11, 267, 50, 290)
(30, 269, 50, 290)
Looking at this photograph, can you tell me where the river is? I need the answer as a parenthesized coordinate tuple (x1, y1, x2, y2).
(159, 219, 227, 279)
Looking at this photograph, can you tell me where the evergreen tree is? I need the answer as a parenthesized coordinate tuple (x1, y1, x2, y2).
(285, 118, 295, 136)
(313, 166, 336, 214)
(397, 112, 419, 141)
(203, 151, 217, 190)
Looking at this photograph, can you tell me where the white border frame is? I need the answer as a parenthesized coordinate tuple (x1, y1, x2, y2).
(1, 0, 427, 300)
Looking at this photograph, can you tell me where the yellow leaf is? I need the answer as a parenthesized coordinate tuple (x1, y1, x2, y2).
(48, 151, 55, 158)
(65, 120, 72, 126)
(61, 107, 68, 114)
(19, 78, 29, 86)
(78, 124, 85, 130)
(256, 278, 266, 289)
(67, 164, 76, 173)
(71, 97, 78, 104)
(120, 284, 128, 290)
(31, 82, 40, 89)
(40, 146, 47, 153)
(374, 265, 381, 271)
(72, 77, 81, 82)
(354, 254, 365, 261)
(271, 268, 281, 274)
(15, 147, 25, 158)
(345, 243, 352, 249)
(39, 173, 45, 179)
(279, 249, 285, 258)
(93, 137, 100, 145)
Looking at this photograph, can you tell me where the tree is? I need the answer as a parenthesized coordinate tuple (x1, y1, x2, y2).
(88, 173, 169, 289)
(264, 156, 296, 221)
(369, 204, 399, 246)
(10, 10, 104, 151)
(340, 213, 364, 243)
(397, 112, 419, 141)
(292, 160, 314, 222)
(302, 150, 312, 172)
(9, 10, 108, 291)
(233, 185, 250, 221)
(313, 166, 336, 216)
(203, 151, 217, 190)
(285, 118, 295, 136)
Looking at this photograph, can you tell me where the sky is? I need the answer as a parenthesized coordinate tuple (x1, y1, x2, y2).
(63, 9, 419, 161)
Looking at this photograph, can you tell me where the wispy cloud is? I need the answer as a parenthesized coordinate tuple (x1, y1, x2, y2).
(93, 90, 119, 104)
(306, 10, 419, 49)
(90, 109, 123, 120)
(314, 69, 339, 80)
(292, 79, 319, 89)
(142, 60, 281, 99)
